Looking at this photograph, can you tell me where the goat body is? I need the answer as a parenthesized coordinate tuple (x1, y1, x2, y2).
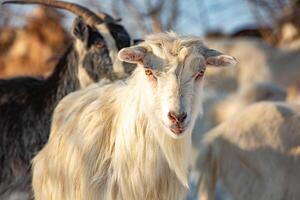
(0, 47, 80, 194)
(33, 79, 189, 200)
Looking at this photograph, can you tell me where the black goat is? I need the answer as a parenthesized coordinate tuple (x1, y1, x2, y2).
(0, 0, 133, 198)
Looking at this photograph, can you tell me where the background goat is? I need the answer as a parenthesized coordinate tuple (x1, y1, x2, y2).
(191, 81, 287, 146)
(204, 38, 300, 93)
(213, 81, 287, 125)
(197, 101, 300, 200)
(0, 0, 132, 198)
(32, 32, 237, 200)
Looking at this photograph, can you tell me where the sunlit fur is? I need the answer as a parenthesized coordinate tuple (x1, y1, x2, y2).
(32, 32, 217, 200)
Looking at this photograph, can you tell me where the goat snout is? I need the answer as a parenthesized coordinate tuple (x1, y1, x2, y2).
(168, 111, 187, 126)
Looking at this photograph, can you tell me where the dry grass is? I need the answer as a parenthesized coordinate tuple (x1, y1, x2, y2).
(0, 6, 70, 78)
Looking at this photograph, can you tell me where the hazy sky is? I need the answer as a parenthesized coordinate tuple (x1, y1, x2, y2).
(176, 0, 259, 35)
(4, 0, 265, 37)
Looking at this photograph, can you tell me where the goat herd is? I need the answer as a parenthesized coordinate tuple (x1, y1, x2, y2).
(0, 1, 299, 200)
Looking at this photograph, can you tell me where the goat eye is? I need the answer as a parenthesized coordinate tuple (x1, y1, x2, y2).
(95, 43, 105, 49)
(145, 69, 156, 80)
(194, 70, 205, 81)
(145, 69, 153, 76)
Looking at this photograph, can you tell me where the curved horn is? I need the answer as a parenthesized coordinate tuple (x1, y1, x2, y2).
(96, 12, 115, 23)
(2, 0, 114, 26)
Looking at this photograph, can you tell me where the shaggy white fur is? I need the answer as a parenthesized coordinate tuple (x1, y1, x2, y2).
(32, 32, 236, 200)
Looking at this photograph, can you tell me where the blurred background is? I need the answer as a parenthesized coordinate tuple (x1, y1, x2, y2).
(1, 0, 300, 78)
(1, 0, 300, 199)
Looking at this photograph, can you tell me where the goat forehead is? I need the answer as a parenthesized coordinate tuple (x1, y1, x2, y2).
(145, 32, 204, 56)
(145, 41, 205, 73)
(149, 43, 190, 60)
(144, 50, 205, 75)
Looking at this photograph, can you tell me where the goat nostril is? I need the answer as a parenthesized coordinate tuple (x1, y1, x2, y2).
(179, 112, 187, 123)
(168, 111, 187, 124)
(182, 112, 187, 120)
(168, 112, 177, 123)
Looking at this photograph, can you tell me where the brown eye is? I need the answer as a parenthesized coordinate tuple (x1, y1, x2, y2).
(194, 70, 205, 80)
(145, 69, 156, 80)
(95, 43, 105, 49)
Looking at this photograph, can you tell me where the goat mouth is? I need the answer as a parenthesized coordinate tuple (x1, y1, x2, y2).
(162, 122, 187, 135)
(170, 126, 186, 135)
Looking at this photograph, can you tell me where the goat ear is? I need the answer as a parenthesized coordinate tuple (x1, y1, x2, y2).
(118, 46, 147, 64)
(204, 48, 237, 67)
(72, 17, 90, 48)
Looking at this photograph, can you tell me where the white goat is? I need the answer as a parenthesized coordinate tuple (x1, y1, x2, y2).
(197, 101, 300, 200)
(31, 32, 236, 200)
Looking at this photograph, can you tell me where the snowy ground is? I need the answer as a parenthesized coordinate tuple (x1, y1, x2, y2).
(186, 171, 233, 200)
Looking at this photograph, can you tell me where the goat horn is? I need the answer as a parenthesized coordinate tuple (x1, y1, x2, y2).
(2, 0, 115, 26)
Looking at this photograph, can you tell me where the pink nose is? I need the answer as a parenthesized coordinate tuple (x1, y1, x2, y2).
(168, 111, 187, 125)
